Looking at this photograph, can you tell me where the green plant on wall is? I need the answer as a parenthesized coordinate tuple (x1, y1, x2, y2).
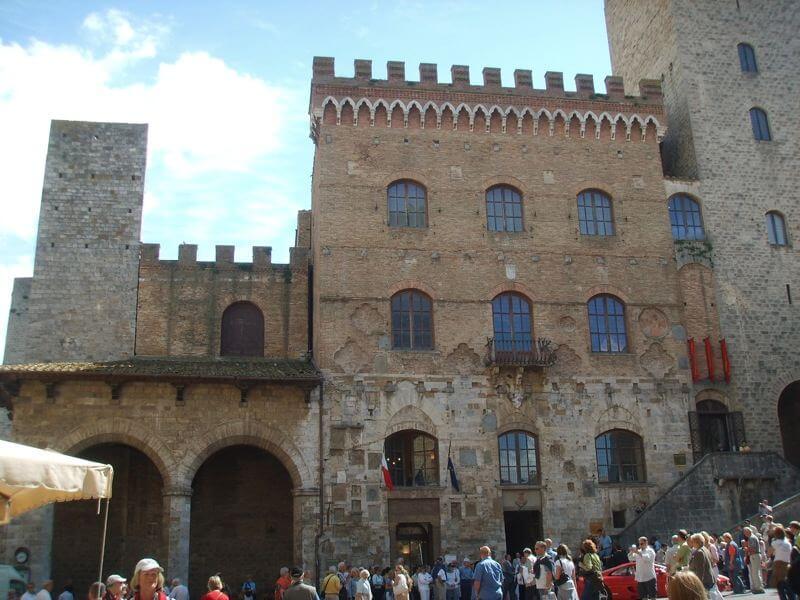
(675, 239, 714, 267)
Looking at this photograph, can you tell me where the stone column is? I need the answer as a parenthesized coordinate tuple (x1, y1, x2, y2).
(162, 485, 192, 583)
(292, 488, 320, 574)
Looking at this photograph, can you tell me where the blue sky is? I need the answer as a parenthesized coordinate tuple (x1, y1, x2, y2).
(0, 0, 613, 361)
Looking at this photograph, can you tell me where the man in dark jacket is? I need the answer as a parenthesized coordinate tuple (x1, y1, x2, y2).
(283, 568, 320, 600)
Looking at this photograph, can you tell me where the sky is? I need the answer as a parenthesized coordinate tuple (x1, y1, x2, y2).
(0, 0, 613, 361)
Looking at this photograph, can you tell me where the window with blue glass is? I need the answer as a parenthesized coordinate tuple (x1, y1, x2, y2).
(737, 43, 758, 73)
(486, 185, 523, 232)
(668, 194, 706, 240)
(750, 108, 771, 141)
(588, 295, 628, 353)
(492, 293, 533, 352)
(388, 180, 427, 228)
(578, 189, 615, 236)
(498, 431, 539, 484)
(766, 211, 788, 246)
(596, 429, 645, 483)
(391, 290, 433, 350)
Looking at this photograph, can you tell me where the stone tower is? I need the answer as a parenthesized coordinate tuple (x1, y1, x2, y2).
(605, 1, 800, 462)
(4, 120, 147, 363)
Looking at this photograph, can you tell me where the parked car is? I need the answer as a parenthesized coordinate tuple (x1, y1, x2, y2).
(575, 562, 731, 600)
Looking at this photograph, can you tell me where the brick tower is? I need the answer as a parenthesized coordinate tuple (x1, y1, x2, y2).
(4, 120, 147, 363)
(605, 1, 800, 463)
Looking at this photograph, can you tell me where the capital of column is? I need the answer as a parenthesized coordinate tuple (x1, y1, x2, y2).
(162, 485, 193, 498)
(292, 487, 320, 498)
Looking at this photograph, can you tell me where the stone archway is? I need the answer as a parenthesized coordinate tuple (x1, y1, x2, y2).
(778, 381, 800, 468)
(188, 445, 293, 600)
(52, 443, 165, 595)
(177, 420, 313, 491)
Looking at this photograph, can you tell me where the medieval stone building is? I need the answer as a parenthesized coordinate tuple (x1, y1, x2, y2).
(1, 1, 798, 597)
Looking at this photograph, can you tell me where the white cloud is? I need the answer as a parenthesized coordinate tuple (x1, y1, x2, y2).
(0, 10, 295, 240)
(81, 8, 166, 62)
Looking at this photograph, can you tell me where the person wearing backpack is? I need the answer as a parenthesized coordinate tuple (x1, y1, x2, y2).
(553, 545, 578, 600)
(721, 533, 746, 594)
(321, 568, 342, 600)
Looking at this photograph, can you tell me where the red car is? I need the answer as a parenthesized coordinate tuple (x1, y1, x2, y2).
(575, 562, 731, 600)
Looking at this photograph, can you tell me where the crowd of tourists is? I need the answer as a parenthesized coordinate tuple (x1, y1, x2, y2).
(12, 507, 800, 600)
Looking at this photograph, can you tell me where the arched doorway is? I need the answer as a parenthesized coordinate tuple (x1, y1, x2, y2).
(779, 381, 800, 468)
(697, 400, 732, 453)
(189, 445, 293, 599)
(52, 444, 165, 594)
(688, 396, 745, 462)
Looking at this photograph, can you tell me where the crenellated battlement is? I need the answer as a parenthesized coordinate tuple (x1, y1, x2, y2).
(139, 243, 309, 270)
(312, 57, 662, 100)
(310, 57, 665, 142)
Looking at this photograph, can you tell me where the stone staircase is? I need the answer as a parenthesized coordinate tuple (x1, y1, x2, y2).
(618, 452, 800, 544)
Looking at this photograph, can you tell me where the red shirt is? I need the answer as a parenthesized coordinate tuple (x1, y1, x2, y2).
(201, 592, 229, 600)
(134, 591, 167, 600)
(275, 576, 292, 600)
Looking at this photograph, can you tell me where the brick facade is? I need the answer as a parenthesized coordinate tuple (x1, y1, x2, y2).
(308, 59, 692, 565)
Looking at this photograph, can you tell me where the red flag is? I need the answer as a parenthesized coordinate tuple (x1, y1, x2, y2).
(381, 454, 394, 491)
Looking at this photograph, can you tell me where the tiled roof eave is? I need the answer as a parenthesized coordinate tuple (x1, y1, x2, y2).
(0, 358, 322, 387)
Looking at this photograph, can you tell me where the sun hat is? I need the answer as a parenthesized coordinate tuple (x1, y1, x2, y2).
(106, 575, 127, 586)
(135, 558, 163, 572)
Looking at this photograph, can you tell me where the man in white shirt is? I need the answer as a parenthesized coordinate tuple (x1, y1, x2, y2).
(36, 582, 53, 600)
(628, 537, 656, 600)
(21, 583, 37, 600)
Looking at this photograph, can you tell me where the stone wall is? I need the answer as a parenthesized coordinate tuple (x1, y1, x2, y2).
(4, 121, 146, 364)
(618, 452, 800, 544)
(1, 379, 321, 594)
(604, 0, 697, 177)
(605, 0, 800, 457)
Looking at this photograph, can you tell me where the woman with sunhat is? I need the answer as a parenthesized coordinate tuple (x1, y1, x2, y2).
(131, 559, 167, 600)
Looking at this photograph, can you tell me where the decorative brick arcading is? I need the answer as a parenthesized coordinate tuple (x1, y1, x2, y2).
(309, 58, 666, 142)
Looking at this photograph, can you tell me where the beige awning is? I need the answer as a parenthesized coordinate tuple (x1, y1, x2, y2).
(0, 440, 113, 524)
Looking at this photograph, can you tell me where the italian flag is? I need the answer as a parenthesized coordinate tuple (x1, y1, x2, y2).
(381, 454, 394, 491)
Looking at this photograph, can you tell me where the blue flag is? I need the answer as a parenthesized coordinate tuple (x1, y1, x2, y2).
(447, 455, 460, 492)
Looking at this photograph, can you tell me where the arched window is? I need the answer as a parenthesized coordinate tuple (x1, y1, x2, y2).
(492, 293, 532, 353)
(750, 108, 771, 141)
(668, 194, 706, 240)
(578, 190, 614, 236)
(486, 185, 523, 232)
(766, 211, 788, 246)
(498, 431, 539, 484)
(588, 295, 628, 353)
(384, 430, 439, 487)
(220, 301, 264, 357)
(391, 290, 433, 350)
(737, 43, 758, 73)
(388, 180, 427, 228)
(595, 429, 645, 483)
